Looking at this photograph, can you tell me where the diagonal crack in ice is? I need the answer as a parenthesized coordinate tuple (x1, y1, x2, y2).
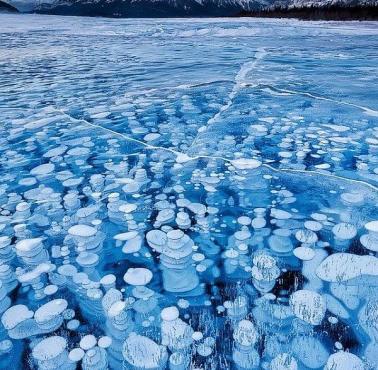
(188, 47, 267, 151)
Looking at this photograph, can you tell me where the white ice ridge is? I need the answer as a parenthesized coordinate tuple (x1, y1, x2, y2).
(57, 108, 378, 194)
(189, 47, 267, 149)
(251, 83, 378, 117)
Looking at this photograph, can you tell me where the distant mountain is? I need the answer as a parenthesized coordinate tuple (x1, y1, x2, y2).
(33, 0, 271, 17)
(0, 0, 18, 11)
(3, 0, 377, 18)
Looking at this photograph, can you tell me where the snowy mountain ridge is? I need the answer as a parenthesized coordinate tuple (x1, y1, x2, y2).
(38, 0, 268, 9)
(3, 0, 377, 16)
(31, 0, 272, 16)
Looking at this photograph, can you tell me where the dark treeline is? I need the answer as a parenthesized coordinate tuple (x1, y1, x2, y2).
(238, 5, 378, 20)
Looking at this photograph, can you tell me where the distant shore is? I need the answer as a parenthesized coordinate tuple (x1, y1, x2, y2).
(237, 5, 378, 21)
(2, 1, 378, 20)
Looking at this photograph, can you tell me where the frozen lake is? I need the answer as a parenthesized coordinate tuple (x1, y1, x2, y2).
(0, 14, 378, 369)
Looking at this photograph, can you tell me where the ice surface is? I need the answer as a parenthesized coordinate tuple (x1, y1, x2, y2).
(0, 13, 377, 370)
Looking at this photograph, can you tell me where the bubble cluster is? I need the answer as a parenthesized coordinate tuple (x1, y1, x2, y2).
(0, 14, 377, 370)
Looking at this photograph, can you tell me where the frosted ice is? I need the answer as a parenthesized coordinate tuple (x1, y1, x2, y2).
(0, 13, 377, 370)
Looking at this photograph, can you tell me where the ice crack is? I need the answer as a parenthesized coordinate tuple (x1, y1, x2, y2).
(189, 47, 267, 150)
(57, 108, 378, 193)
(252, 83, 378, 117)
